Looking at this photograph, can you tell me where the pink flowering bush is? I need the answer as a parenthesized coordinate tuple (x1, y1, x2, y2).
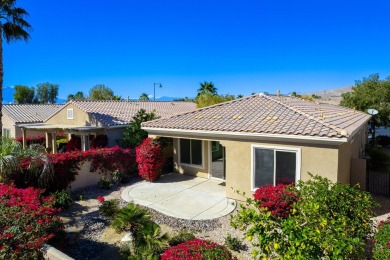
(161, 238, 237, 260)
(136, 138, 165, 181)
(15, 135, 46, 146)
(253, 184, 298, 218)
(373, 217, 390, 259)
(0, 184, 64, 259)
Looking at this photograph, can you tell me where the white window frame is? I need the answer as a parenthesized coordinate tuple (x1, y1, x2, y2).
(251, 144, 301, 191)
(67, 108, 74, 119)
(3, 128, 10, 138)
(178, 138, 204, 169)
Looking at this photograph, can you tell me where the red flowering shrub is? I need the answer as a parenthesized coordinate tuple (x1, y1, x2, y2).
(161, 238, 237, 260)
(136, 138, 165, 181)
(15, 135, 46, 146)
(253, 184, 298, 218)
(11, 147, 137, 192)
(0, 184, 64, 259)
(90, 135, 108, 149)
(66, 135, 81, 151)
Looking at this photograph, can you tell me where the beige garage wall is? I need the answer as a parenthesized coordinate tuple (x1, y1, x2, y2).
(46, 104, 100, 126)
(173, 138, 209, 178)
(220, 140, 340, 200)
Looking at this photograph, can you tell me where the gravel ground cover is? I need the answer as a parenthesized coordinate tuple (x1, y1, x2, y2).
(59, 178, 251, 259)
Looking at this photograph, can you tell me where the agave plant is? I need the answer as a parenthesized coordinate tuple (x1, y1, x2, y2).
(0, 137, 53, 187)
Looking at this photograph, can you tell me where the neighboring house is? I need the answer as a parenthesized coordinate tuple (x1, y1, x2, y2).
(2, 104, 63, 138)
(19, 100, 197, 152)
(142, 93, 371, 200)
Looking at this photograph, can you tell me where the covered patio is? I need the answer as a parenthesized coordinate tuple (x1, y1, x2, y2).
(121, 173, 236, 220)
(18, 123, 105, 153)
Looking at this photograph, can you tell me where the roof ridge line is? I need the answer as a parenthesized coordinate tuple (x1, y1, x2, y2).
(263, 95, 347, 136)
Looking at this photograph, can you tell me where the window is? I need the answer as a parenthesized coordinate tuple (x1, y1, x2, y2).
(179, 139, 203, 166)
(252, 145, 300, 190)
(3, 128, 10, 138)
(67, 109, 74, 119)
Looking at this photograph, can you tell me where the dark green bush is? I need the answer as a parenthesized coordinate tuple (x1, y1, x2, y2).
(373, 217, 390, 259)
(377, 135, 390, 147)
(225, 233, 243, 252)
(98, 199, 120, 219)
(168, 230, 195, 246)
(98, 175, 112, 189)
(52, 190, 73, 209)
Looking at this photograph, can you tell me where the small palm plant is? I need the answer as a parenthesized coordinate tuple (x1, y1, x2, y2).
(133, 221, 169, 259)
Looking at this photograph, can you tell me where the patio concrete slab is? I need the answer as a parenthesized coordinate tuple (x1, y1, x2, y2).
(121, 173, 236, 220)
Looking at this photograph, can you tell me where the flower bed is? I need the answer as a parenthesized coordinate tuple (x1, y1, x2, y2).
(0, 184, 64, 259)
(161, 238, 237, 260)
(373, 217, 390, 259)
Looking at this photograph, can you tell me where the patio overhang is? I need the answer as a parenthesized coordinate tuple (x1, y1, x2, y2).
(18, 123, 105, 153)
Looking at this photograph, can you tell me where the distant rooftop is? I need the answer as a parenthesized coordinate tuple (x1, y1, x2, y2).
(3, 104, 64, 123)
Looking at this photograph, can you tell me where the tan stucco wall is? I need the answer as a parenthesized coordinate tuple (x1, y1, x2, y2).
(2, 114, 17, 138)
(173, 138, 209, 178)
(106, 128, 126, 147)
(46, 104, 102, 126)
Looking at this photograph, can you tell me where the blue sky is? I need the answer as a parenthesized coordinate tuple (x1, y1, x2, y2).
(4, 0, 390, 100)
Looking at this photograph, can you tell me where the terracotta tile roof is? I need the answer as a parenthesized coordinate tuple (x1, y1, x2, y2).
(46, 100, 197, 126)
(3, 104, 64, 123)
(142, 94, 371, 139)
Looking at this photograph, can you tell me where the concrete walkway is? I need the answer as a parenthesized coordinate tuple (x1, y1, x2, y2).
(121, 173, 236, 220)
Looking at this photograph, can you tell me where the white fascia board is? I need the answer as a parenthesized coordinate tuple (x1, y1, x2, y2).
(142, 127, 348, 144)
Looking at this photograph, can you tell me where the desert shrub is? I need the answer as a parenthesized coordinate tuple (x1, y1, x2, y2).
(98, 175, 112, 189)
(52, 190, 73, 209)
(0, 184, 64, 259)
(162, 239, 237, 260)
(230, 174, 375, 259)
(90, 135, 108, 149)
(136, 138, 165, 181)
(111, 202, 153, 233)
(373, 217, 390, 259)
(225, 233, 244, 252)
(253, 183, 298, 218)
(97, 197, 120, 219)
(168, 230, 195, 246)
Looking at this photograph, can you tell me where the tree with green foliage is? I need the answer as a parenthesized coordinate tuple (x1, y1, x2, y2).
(236, 94, 244, 99)
(195, 92, 235, 108)
(0, 0, 31, 136)
(119, 109, 159, 148)
(340, 74, 390, 134)
(13, 85, 36, 103)
(230, 174, 375, 259)
(67, 91, 85, 101)
(197, 81, 217, 96)
(89, 84, 121, 100)
(139, 92, 149, 101)
(36, 82, 59, 104)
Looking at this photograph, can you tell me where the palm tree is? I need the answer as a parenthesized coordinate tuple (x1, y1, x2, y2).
(0, 1, 31, 136)
(197, 81, 217, 96)
(139, 92, 149, 101)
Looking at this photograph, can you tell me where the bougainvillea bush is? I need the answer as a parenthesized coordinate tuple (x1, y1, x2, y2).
(373, 217, 390, 259)
(90, 135, 108, 149)
(231, 175, 375, 259)
(66, 135, 81, 151)
(253, 184, 298, 218)
(0, 184, 64, 259)
(9, 146, 137, 192)
(15, 135, 46, 146)
(136, 138, 165, 181)
(161, 238, 237, 260)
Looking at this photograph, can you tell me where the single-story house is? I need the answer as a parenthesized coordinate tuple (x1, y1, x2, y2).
(2, 104, 63, 138)
(19, 100, 197, 152)
(142, 93, 371, 200)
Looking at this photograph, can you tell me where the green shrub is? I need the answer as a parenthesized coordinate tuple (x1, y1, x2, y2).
(52, 190, 73, 209)
(98, 198, 120, 219)
(373, 217, 390, 259)
(230, 174, 375, 259)
(225, 233, 243, 252)
(98, 175, 112, 189)
(169, 230, 195, 246)
(376, 135, 390, 147)
(111, 202, 152, 233)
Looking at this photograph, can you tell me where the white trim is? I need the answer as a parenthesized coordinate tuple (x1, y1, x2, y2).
(178, 138, 204, 169)
(142, 127, 349, 144)
(251, 144, 301, 191)
(67, 109, 74, 119)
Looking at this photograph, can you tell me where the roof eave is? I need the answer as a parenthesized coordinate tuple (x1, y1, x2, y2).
(142, 127, 349, 145)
